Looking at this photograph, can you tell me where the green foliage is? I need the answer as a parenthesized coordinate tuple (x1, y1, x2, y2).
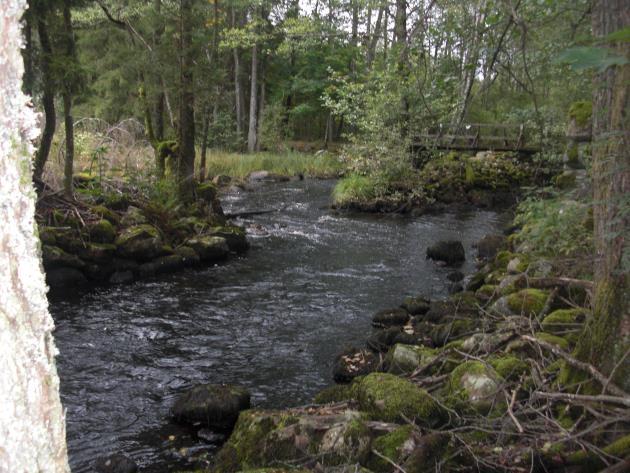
(557, 46, 629, 72)
(513, 196, 593, 257)
(568, 101, 592, 127)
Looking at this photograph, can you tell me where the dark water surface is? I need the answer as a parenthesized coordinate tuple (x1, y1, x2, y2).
(51, 179, 506, 472)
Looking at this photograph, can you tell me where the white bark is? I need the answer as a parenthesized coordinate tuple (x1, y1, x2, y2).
(0, 1, 70, 471)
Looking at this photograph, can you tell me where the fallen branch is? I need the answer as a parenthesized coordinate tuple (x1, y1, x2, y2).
(533, 391, 630, 408)
(516, 276, 594, 292)
(504, 389, 524, 433)
(371, 449, 408, 473)
(521, 335, 628, 398)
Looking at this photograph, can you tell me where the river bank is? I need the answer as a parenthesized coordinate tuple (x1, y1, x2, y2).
(177, 170, 629, 473)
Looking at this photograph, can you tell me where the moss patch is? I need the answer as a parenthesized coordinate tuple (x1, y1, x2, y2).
(489, 355, 529, 381)
(356, 373, 444, 426)
(367, 425, 414, 472)
(507, 289, 548, 315)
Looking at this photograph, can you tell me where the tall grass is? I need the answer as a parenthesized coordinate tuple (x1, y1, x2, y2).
(202, 150, 343, 180)
(331, 174, 378, 205)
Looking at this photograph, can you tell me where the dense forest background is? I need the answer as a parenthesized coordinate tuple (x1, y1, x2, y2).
(24, 0, 595, 194)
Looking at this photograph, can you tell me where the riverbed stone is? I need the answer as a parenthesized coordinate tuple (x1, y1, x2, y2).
(139, 254, 186, 277)
(371, 308, 410, 327)
(109, 271, 134, 285)
(355, 373, 444, 426)
(94, 453, 137, 473)
(174, 246, 200, 266)
(79, 243, 117, 263)
(426, 240, 465, 265)
(91, 205, 120, 225)
(173, 384, 251, 431)
(185, 235, 229, 262)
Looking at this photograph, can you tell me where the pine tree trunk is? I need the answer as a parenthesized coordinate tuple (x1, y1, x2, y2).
(573, 0, 630, 391)
(0, 1, 70, 470)
(62, 0, 75, 197)
(247, 42, 259, 153)
(178, 0, 196, 200)
(232, 7, 245, 144)
(33, 16, 56, 182)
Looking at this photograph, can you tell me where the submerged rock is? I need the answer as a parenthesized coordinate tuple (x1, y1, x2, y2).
(46, 267, 88, 289)
(139, 254, 186, 277)
(109, 270, 134, 285)
(210, 226, 249, 253)
(426, 240, 465, 265)
(94, 453, 137, 473)
(172, 384, 251, 431)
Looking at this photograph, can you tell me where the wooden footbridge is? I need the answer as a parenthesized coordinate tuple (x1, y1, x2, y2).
(414, 123, 540, 153)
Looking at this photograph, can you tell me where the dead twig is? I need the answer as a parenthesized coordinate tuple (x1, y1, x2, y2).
(533, 391, 630, 408)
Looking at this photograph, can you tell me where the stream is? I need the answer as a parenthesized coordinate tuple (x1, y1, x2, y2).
(50, 179, 507, 472)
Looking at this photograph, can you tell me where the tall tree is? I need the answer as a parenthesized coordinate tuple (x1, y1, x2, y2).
(33, 6, 56, 182)
(178, 0, 196, 199)
(247, 7, 260, 153)
(61, 0, 77, 197)
(574, 0, 629, 391)
(0, 0, 70, 470)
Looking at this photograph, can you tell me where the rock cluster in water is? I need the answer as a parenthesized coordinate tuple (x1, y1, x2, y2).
(38, 181, 248, 291)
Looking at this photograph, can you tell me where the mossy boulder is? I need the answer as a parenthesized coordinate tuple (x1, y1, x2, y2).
(542, 308, 589, 337)
(91, 205, 120, 225)
(46, 267, 88, 290)
(475, 284, 499, 303)
(426, 240, 465, 266)
(429, 318, 476, 347)
(372, 308, 410, 328)
(507, 289, 548, 315)
(447, 361, 502, 413)
(384, 344, 437, 375)
(115, 224, 163, 261)
(41, 245, 86, 270)
(211, 226, 250, 253)
(355, 373, 444, 426)
(103, 192, 130, 211)
(120, 206, 148, 227)
(38, 226, 58, 245)
(401, 296, 430, 315)
(366, 425, 416, 472)
(185, 235, 229, 262)
(172, 384, 251, 431)
(535, 332, 570, 351)
(489, 355, 529, 381)
(313, 384, 353, 404)
(78, 243, 117, 263)
(88, 219, 116, 243)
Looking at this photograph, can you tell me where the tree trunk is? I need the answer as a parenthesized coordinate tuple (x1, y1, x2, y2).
(0, 1, 70, 470)
(62, 0, 76, 197)
(153, 0, 165, 142)
(394, 0, 409, 136)
(256, 57, 266, 152)
(232, 7, 244, 144)
(178, 0, 196, 200)
(247, 42, 258, 153)
(367, 6, 384, 69)
(22, 9, 34, 96)
(33, 16, 55, 182)
(573, 0, 630, 391)
(200, 106, 210, 181)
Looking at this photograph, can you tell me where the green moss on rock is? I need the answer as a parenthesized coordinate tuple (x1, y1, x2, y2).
(313, 384, 353, 404)
(91, 205, 120, 224)
(355, 373, 444, 426)
(89, 219, 116, 243)
(489, 355, 529, 381)
(507, 289, 548, 315)
(447, 361, 502, 413)
(385, 344, 438, 375)
(535, 332, 570, 351)
(367, 425, 414, 472)
(568, 101, 592, 128)
(542, 309, 589, 336)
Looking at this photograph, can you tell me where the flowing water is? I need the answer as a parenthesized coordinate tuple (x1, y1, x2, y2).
(51, 179, 507, 472)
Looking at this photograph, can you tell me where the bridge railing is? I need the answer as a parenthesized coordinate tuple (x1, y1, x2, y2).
(415, 123, 537, 152)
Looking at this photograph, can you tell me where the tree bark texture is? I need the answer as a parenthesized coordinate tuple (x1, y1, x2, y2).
(62, 0, 75, 197)
(574, 0, 630, 391)
(0, 0, 70, 470)
(247, 42, 259, 153)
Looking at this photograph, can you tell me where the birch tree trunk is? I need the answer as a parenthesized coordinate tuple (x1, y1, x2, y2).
(0, 0, 70, 470)
(247, 42, 258, 153)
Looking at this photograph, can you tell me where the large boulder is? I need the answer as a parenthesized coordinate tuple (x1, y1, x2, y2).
(115, 224, 163, 261)
(426, 240, 465, 265)
(400, 296, 430, 316)
(447, 361, 502, 413)
(474, 234, 506, 260)
(491, 288, 549, 317)
(119, 206, 147, 227)
(172, 384, 251, 431)
(185, 235, 230, 262)
(355, 373, 444, 426)
(210, 226, 250, 253)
